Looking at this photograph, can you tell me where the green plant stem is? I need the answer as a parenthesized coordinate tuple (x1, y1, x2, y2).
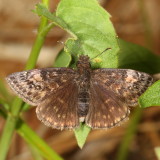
(25, 17, 49, 70)
(0, 0, 51, 159)
(0, 108, 63, 160)
(116, 108, 142, 160)
(0, 79, 11, 103)
(28, 144, 44, 160)
(0, 115, 17, 160)
(17, 119, 63, 160)
(0, 99, 23, 160)
(0, 98, 10, 111)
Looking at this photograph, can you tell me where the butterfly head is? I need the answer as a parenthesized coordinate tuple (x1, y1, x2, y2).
(76, 55, 91, 72)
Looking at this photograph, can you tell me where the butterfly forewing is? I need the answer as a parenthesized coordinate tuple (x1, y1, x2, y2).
(91, 69, 154, 106)
(6, 68, 76, 106)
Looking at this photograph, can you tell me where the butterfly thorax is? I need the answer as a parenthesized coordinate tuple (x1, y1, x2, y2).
(76, 55, 91, 122)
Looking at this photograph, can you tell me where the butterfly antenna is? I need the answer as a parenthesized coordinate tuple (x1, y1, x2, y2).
(57, 41, 82, 56)
(57, 41, 66, 48)
(90, 48, 111, 60)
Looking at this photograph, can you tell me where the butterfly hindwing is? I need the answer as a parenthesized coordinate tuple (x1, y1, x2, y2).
(86, 81, 130, 129)
(36, 80, 79, 129)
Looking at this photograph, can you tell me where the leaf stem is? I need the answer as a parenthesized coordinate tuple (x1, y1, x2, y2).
(0, 101, 23, 160)
(16, 119, 63, 160)
(0, 110, 63, 160)
(116, 108, 142, 160)
(0, 0, 52, 159)
(25, 14, 49, 70)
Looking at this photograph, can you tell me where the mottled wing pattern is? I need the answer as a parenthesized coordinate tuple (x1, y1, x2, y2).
(6, 68, 76, 106)
(86, 82, 130, 129)
(6, 68, 79, 129)
(86, 69, 153, 129)
(91, 69, 154, 106)
(36, 80, 79, 129)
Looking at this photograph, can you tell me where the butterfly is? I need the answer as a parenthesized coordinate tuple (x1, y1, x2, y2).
(6, 55, 154, 130)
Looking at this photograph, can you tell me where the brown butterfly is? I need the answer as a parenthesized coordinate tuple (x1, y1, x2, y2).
(6, 55, 154, 129)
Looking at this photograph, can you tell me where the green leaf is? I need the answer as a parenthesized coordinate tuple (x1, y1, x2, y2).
(57, 0, 119, 147)
(36, 0, 119, 148)
(118, 39, 160, 74)
(138, 80, 160, 108)
(54, 49, 71, 67)
(35, 0, 119, 68)
(57, 0, 119, 68)
(34, 3, 68, 29)
(74, 123, 91, 148)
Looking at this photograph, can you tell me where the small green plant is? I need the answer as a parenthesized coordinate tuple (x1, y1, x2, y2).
(0, 0, 160, 160)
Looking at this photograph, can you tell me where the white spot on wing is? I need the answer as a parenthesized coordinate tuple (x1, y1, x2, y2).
(79, 117, 85, 122)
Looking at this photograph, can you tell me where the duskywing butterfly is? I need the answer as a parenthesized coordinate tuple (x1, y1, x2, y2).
(6, 55, 154, 129)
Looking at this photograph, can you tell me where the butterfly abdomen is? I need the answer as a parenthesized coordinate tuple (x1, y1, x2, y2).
(76, 55, 92, 122)
(78, 88, 89, 122)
